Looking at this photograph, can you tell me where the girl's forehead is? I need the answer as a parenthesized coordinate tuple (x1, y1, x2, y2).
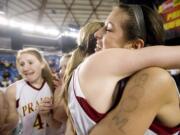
(106, 8, 129, 28)
(111, 7, 129, 18)
(107, 10, 123, 22)
(19, 53, 38, 61)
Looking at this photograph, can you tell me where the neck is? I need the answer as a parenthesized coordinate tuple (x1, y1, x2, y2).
(28, 77, 44, 89)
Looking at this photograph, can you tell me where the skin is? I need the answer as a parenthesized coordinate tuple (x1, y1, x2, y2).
(95, 7, 133, 50)
(0, 91, 11, 135)
(78, 8, 145, 114)
(17, 53, 45, 87)
(0, 91, 8, 125)
(90, 67, 180, 135)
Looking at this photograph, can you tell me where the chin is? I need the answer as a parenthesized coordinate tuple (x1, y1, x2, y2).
(25, 78, 33, 83)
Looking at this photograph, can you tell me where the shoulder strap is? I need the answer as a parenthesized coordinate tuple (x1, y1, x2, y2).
(64, 102, 77, 135)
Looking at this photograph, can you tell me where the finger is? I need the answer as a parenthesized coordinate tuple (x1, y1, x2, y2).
(39, 103, 53, 109)
(42, 97, 53, 103)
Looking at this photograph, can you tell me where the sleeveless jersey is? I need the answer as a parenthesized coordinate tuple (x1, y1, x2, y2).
(68, 67, 180, 135)
(15, 79, 53, 135)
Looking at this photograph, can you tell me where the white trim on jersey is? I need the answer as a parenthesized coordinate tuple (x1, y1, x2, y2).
(68, 67, 96, 135)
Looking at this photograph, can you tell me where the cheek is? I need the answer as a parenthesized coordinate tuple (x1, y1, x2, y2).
(35, 65, 43, 74)
(103, 38, 119, 49)
(103, 33, 122, 49)
(17, 67, 23, 74)
(102, 37, 111, 49)
(112, 36, 126, 48)
(34, 63, 42, 69)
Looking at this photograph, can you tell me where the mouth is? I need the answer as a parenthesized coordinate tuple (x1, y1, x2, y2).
(23, 72, 34, 77)
(95, 41, 102, 52)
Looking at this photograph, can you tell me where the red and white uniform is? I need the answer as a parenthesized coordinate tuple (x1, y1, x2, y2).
(15, 79, 53, 135)
(68, 67, 180, 135)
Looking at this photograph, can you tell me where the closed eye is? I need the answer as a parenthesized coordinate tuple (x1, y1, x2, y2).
(105, 27, 112, 32)
(104, 22, 113, 32)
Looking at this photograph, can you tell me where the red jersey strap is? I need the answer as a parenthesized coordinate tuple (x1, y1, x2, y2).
(150, 119, 180, 135)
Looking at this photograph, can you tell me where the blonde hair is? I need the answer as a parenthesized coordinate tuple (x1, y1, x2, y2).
(60, 53, 72, 63)
(77, 20, 104, 46)
(53, 22, 104, 133)
(77, 20, 104, 56)
(65, 21, 103, 82)
(16, 48, 54, 92)
(61, 21, 103, 105)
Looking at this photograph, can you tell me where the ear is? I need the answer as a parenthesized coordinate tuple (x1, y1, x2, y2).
(132, 39, 144, 49)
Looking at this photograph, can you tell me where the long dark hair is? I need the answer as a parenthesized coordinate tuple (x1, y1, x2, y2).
(117, 4, 165, 46)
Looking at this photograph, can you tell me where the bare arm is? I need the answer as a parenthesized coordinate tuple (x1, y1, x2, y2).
(0, 91, 9, 135)
(53, 85, 67, 123)
(4, 84, 19, 135)
(90, 67, 180, 135)
(83, 46, 180, 80)
(0, 91, 8, 125)
(78, 46, 180, 114)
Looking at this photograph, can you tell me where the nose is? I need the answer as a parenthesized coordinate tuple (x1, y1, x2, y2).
(22, 63, 30, 72)
(94, 27, 104, 40)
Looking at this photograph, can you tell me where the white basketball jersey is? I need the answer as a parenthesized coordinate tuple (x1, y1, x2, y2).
(68, 67, 106, 135)
(15, 79, 53, 135)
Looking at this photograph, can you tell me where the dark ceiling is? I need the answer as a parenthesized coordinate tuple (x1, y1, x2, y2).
(0, 0, 178, 53)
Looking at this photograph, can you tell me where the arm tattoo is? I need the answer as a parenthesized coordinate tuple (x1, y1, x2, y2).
(112, 115, 128, 134)
(112, 73, 148, 132)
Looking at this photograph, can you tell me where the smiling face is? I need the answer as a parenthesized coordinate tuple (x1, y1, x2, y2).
(17, 53, 44, 84)
(95, 7, 130, 50)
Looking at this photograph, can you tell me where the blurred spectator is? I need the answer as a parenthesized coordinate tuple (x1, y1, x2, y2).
(58, 53, 72, 80)
(0, 71, 12, 87)
(45, 55, 60, 73)
(0, 55, 19, 87)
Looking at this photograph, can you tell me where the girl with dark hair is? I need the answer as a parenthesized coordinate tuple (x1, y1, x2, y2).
(63, 4, 180, 135)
